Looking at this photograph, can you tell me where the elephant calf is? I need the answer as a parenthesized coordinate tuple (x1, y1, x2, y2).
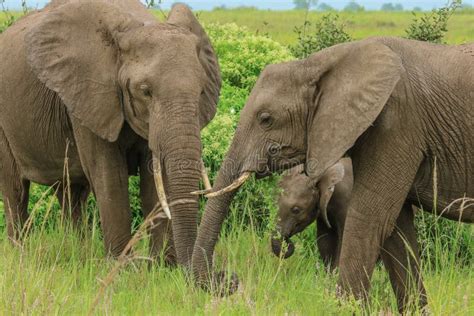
(270, 158, 352, 270)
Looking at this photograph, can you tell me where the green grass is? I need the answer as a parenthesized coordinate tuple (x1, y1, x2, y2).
(0, 194, 472, 314)
(183, 9, 474, 45)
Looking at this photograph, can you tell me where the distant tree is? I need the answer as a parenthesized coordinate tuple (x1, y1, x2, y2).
(293, 0, 318, 10)
(460, 3, 473, 10)
(212, 5, 227, 11)
(381, 3, 395, 11)
(381, 3, 404, 11)
(394, 3, 404, 10)
(318, 2, 335, 11)
(412, 6, 422, 12)
(343, 1, 364, 12)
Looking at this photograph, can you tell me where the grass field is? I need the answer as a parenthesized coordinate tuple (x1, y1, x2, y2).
(171, 9, 474, 45)
(1, 7, 473, 315)
(1, 199, 473, 314)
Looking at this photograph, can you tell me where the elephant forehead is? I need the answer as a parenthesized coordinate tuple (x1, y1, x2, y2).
(123, 26, 198, 55)
(281, 181, 315, 200)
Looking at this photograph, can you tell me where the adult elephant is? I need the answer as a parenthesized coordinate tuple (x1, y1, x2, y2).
(0, 0, 220, 266)
(192, 37, 473, 310)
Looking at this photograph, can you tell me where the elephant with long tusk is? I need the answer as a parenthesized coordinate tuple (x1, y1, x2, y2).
(191, 37, 474, 311)
(0, 0, 221, 266)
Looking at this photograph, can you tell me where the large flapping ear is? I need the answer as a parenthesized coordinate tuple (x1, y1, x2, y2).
(167, 3, 221, 129)
(317, 161, 345, 228)
(302, 40, 403, 180)
(26, 1, 143, 142)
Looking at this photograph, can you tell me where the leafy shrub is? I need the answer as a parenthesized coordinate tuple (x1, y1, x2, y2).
(290, 14, 352, 59)
(405, 0, 462, 43)
(205, 23, 294, 91)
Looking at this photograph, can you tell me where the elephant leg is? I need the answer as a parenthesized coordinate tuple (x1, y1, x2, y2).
(316, 220, 338, 271)
(55, 182, 90, 229)
(139, 151, 176, 266)
(1, 178, 30, 242)
(337, 144, 423, 302)
(0, 128, 30, 241)
(381, 203, 427, 313)
(71, 120, 131, 257)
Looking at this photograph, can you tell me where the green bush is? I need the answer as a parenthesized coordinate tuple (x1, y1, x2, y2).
(290, 14, 352, 59)
(405, 0, 462, 43)
(205, 23, 294, 91)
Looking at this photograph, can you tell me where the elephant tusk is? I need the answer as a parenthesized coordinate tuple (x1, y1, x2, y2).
(200, 159, 212, 191)
(205, 172, 252, 198)
(152, 155, 171, 220)
(190, 188, 213, 195)
(190, 159, 213, 195)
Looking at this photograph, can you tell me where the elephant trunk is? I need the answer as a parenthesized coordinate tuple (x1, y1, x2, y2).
(191, 147, 243, 288)
(150, 100, 201, 267)
(270, 228, 295, 259)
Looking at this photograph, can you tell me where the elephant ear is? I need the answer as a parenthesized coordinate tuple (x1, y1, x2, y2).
(167, 3, 221, 129)
(303, 41, 403, 179)
(317, 161, 345, 228)
(26, 1, 143, 142)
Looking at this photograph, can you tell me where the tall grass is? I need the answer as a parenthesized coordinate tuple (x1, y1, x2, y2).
(0, 191, 472, 314)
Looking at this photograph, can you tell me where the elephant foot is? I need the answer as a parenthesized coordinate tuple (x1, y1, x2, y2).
(213, 271, 239, 297)
(195, 270, 239, 297)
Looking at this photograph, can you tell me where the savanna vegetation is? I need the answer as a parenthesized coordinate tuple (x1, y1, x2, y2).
(0, 2, 473, 314)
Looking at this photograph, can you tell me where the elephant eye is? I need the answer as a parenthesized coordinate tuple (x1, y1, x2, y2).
(291, 206, 301, 214)
(258, 112, 273, 128)
(139, 84, 152, 98)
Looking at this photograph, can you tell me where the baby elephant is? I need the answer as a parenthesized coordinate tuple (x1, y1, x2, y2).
(271, 158, 353, 270)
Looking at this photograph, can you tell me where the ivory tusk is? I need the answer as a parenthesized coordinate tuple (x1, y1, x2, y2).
(200, 159, 212, 191)
(205, 172, 252, 198)
(190, 188, 213, 195)
(152, 155, 171, 220)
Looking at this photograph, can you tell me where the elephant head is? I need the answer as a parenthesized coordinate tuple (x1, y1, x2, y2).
(271, 161, 346, 259)
(25, 1, 220, 266)
(192, 39, 402, 288)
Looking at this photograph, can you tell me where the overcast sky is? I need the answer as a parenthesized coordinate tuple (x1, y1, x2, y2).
(3, 0, 474, 11)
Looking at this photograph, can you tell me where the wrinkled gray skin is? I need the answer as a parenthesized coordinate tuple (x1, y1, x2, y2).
(271, 159, 353, 271)
(0, 0, 221, 266)
(192, 37, 473, 310)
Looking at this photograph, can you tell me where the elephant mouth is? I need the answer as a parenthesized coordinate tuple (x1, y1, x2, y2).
(268, 155, 306, 175)
(270, 236, 295, 259)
